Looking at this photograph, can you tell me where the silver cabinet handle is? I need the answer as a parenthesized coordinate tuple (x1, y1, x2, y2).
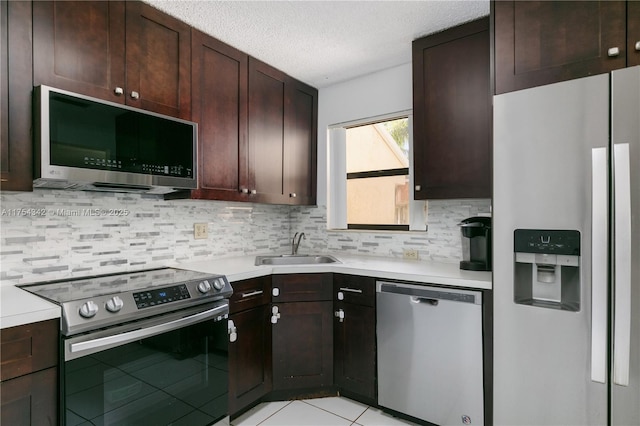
(339, 287, 363, 294)
(290, 193, 297, 198)
(415, 184, 421, 191)
(272, 287, 279, 297)
(240, 188, 249, 194)
(635, 41, 640, 51)
(114, 87, 124, 96)
(590, 147, 608, 384)
(241, 290, 264, 298)
(613, 143, 632, 386)
(130, 91, 140, 99)
(334, 309, 345, 323)
(608, 47, 620, 57)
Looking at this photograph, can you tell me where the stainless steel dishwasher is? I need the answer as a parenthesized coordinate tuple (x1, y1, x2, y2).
(377, 281, 484, 426)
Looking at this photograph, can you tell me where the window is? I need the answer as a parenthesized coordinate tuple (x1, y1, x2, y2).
(346, 119, 410, 230)
(327, 112, 427, 232)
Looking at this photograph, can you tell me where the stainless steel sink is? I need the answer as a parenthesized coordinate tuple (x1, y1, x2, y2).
(254, 254, 340, 266)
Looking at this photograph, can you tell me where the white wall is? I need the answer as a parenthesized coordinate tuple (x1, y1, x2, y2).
(316, 63, 413, 206)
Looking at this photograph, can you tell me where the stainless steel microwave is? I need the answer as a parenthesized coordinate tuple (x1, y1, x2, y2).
(34, 85, 197, 195)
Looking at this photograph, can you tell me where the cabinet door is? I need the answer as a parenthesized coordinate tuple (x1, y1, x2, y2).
(125, 1, 191, 119)
(1, 0, 33, 191)
(0, 367, 57, 426)
(248, 57, 287, 204)
(334, 303, 376, 403)
(191, 29, 249, 201)
(229, 305, 272, 416)
(413, 18, 491, 199)
(284, 79, 318, 205)
(628, 1, 640, 67)
(33, 0, 126, 102)
(494, 1, 626, 94)
(272, 301, 333, 390)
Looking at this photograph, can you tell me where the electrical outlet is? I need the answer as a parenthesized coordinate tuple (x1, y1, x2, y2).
(403, 248, 419, 260)
(194, 223, 208, 239)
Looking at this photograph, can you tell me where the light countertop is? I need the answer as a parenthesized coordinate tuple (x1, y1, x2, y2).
(1, 253, 491, 329)
(0, 285, 61, 329)
(174, 253, 492, 290)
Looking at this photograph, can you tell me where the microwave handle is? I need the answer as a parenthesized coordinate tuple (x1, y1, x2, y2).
(67, 304, 227, 359)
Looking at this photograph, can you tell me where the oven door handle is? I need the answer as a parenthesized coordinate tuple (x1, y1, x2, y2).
(68, 304, 228, 358)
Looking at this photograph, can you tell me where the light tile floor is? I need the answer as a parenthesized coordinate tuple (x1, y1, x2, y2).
(231, 397, 418, 426)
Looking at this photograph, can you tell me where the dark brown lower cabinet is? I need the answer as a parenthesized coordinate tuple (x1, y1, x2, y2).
(228, 276, 272, 416)
(333, 274, 376, 404)
(272, 301, 333, 391)
(334, 302, 376, 403)
(228, 305, 272, 415)
(0, 367, 57, 426)
(0, 319, 59, 426)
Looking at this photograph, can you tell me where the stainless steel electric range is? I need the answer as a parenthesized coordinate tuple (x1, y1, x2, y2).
(21, 267, 233, 426)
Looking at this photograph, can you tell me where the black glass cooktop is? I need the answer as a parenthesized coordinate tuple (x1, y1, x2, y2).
(20, 268, 220, 303)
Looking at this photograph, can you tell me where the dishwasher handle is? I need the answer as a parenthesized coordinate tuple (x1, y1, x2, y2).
(411, 296, 439, 306)
(377, 281, 482, 305)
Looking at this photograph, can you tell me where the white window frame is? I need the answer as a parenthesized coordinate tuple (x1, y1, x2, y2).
(327, 111, 426, 231)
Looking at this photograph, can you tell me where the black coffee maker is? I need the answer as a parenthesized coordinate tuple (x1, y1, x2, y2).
(459, 216, 492, 271)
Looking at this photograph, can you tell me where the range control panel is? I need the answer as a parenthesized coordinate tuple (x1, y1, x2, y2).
(133, 284, 191, 309)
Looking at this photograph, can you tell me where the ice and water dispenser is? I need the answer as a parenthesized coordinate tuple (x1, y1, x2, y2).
(513, 229, 581, 311)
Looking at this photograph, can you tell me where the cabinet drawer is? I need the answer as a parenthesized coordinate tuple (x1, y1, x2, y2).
(230, 276, 271, 314)
(333, 274, 375, 307)
(272, 273, 332, 302)
(1, 319, 59, 382)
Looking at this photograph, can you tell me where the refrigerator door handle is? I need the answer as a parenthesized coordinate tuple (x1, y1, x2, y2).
(613, 143, 632, 387)
(591, 147, 608, 384)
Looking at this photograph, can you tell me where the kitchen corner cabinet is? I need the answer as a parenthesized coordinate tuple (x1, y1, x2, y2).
(248, 58, 318, 205)
(412, 17, 491, 199)
(191, 29, 250, 202)
(33, 0, 191, 120)
(1, 319, 59, 426)
(333, 274, 376, 404)
(493, 1, 629, 94)
(228, 276, 272, 416)
(1, 0, 33, 191)
(271, 274, 333, 391)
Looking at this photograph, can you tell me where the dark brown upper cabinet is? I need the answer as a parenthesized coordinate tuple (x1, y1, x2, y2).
(284, 79, 318, 206)
(493, 1, 627, 94)
(628, 1, 640, 67)
(1, 0, 33, 191)
(248, 57, 318, 205)
(191, 29, 250, 202)
(33, 1, 191, 120)
(412, 17, 491, 200)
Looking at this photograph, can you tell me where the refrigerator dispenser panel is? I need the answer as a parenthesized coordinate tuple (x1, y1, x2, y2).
(514, 229, 580, 311)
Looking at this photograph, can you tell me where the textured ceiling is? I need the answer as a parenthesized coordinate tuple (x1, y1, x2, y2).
(146, 0, 489, 88)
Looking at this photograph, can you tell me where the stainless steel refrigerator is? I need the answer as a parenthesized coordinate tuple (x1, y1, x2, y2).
(493, 65, 639, 425)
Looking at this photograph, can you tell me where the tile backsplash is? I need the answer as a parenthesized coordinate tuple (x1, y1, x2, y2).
(0, 189, 490, 285)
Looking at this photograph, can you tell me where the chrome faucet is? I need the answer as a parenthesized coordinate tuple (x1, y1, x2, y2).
(291, 232, 306, 255)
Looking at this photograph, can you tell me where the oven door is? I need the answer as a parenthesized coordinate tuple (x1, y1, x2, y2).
(61, 302, 229, 426)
